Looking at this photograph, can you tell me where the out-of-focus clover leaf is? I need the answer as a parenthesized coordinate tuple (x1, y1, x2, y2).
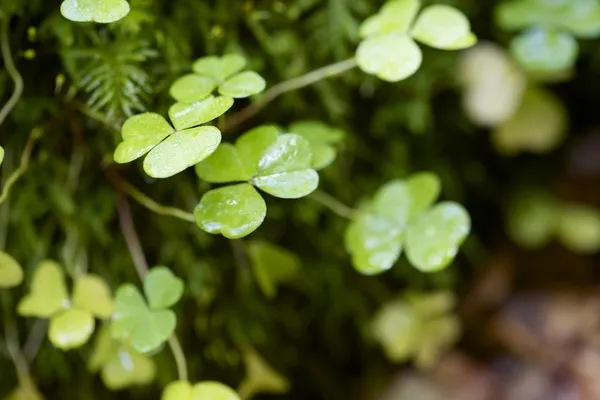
(0, 251, 23, 288)
(162, 380, 240, 400)
(60, 0, 130, 23)
(492, 86, 566, 155)
(238, 347, 290, 400)
(17, 261, 114, 350)
(143, 266, 185, 309)
(89, 324, 156, 390)
(170, 54, 266, 103)
(556, 204, 600, 253)
(194, 127, 319, 239)
(288, 120, 345, 169)
(510, 28, 578, 75)
(247, 240, 300, 298)
(3, 386, 44, 400)
(404, 202, 471, 273)
(114, 95, 232, 178)
(356, 0, 477, 82)
(346, 173, 468, 275)
(371, 291, 460, 369)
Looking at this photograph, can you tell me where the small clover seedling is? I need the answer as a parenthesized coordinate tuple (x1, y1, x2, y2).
(162, 381, 240, 400)
(114, 95, 233, 178)
(170, 54, 266, 103)
(194, 125, 319, 239)
(0, 251, 23, 288)
(288, 120, 345, 170)
(345, 172, 471, 274)
(356, 0, 477, 81)
(496, 0, 600, 75)
(60, 0, 130, 23)
(111, 266, 184, 354)
(89, 325, 156, 390)
(371, 291, 460, 368)
(18, 261, 114, 350)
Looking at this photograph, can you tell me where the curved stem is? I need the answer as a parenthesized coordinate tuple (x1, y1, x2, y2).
(116, 194, 189, 382)
(167, 335, 188, 382)
(0, 129, 40, 205)
(309, 190, 357, 220)
(109, 170, 195, 223)
(224, 58, 357, 132)
(0, 16, 23, 128)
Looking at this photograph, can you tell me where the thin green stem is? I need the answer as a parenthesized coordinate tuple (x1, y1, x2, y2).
(309, 190, 357, 220)
(224, 58, 357, 132)
(0, 129, 40, 205)
(116, 194, 189, 382)
(109, 170, 195, 223)
(0, 16, 24, 128)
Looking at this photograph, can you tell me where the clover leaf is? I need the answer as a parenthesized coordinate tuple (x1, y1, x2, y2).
(356, 0, 477, 82)
(345, 173, 471, 275)
(89, 324, 156, 390)
(0, 251, 23, 288)
(60, 0, 130, 23)
(288, 120, 345, 170)
(170, 54, 266, 103)
(162, 381, 240, 400)
(238, 347, 290, 400)
(111, 266, 182, 353)
(194, 126, 319, 239)
(114, 95, 232, 178)
(510, 28, 578, 75)
(247, 240, 300, 298)
(17, 261, 114, 350)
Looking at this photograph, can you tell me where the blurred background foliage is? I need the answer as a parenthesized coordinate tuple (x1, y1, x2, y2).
(2, 0, 600, 399)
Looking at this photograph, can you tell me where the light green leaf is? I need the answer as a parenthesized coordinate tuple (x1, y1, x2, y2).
(411, 5, 476, 50)
(169, 74, 217, 103)
(415, 314, 460, 369)
(356, 32, 422, 82)
(345, 214, 403, 275)
(559, 0, 600, 38)
(235, 125, 280, 173)
(18, 260, 69, 318)
(372, 173, 441, 227)
(89, 324, 119, 372)
(72, 274, 114, 319)
(60, 0, 130, 23)
(0, 146, 4, 166)
(162, 381, 193, 400)
(111, 284, 176, 354)
(238, 347, 290, 399)
(288, 121, 344, 170)
(48, 309, 95, 350)
(194, 184, 267, 239)
(144, 266, 184, 310)
(219, 71, 266, 98)
(247, 240, 300, 298)
(168, 95, 234, 131)
(359, 0, 421, 38)
(4, 386, 44, 400)
(253, 134, 319, 199)
(510, 28, 578, 74)
(143, 126, 221, 178)
(114, 113, 173, 164)
(492, 86, 566, 155)
(0, 251, 23, 288)
(506, 191, 558, 249)
(556, 203, 600, 253)
(495, 0, 541, 32)
(192, 54, 247, 82)
(191, 382, 241, 400)
(405, 202, 471, 272)
(371, 299, 421, 362)
(195, 144, 254, 183)
(404, 291, 457, 318)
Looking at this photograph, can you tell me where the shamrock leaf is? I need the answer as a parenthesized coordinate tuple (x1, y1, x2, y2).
(356, 0, 477, 81)
(0, 251, 23, 288)
(60, 0, 130, 23)
(114, 95, 231, 178)
(238, 347, 290, 400)
(170, 54, 266, 103)
(90, 325, 156, 390)
(405, 202, 471, 272)
(162, 381, 240, 400)
(247, 240, 300, 298)
(144, 266, 184, 309)
(556, 203, 600, 254)
(72, 274, 115, 319)
(111, 284, 177, 353)
(506, 190, 558, 249)
(18, 260, 69, 318)
(194, 184, 267, 239)
(48, 308, 95, 350)
(288, 120, 345, 169)
(509, 28, 578, 74)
